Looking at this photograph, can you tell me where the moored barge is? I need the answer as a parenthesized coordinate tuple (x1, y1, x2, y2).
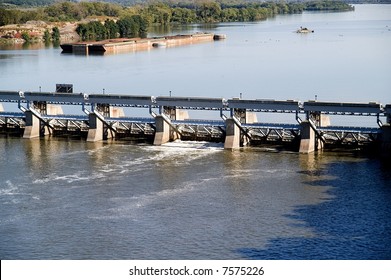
(60, 33, 224, 55)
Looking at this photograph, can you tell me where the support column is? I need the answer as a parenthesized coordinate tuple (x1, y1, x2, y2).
(299, 121, 315, 153)
(162, 107, 188, 141)
(380, 124, 391, 159)
(95, 104, 117, 140)
(110, 107, 125, 118)
(319, 115, 330, 127)
(233, 109, 256, 146)
(153, 115, 170, 145)
(46, 104, 63, 115)
(87, 113, 103, 142)
(43, 104, 62, 136)
(224, 118, 240, 150)
(245, 112, 258, 124)
(23, 110, 41, 138)
(173, 109, 188, 141)
(234, 108, 258, 124)
(108, 107, 124, 139)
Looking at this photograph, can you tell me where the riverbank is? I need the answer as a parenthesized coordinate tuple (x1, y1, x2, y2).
(0, 21, 79, 45)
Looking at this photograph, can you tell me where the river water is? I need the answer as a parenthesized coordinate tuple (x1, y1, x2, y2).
(0, 5, 391, 260)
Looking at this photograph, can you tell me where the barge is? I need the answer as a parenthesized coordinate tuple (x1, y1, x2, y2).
(61, 33, 224, 55)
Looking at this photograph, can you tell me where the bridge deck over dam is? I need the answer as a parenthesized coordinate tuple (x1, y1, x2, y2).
(1, 90, 390, 157)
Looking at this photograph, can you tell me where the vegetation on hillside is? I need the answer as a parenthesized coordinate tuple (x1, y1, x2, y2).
(1, 1, 355, 26)
(2, 0, 389, 8)
(0, 1, 355, 43)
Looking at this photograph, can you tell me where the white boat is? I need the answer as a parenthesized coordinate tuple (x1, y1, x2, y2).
(296, 27, 314, 34)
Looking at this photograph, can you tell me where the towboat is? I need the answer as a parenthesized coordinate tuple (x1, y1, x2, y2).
(296, 27, 314, 33)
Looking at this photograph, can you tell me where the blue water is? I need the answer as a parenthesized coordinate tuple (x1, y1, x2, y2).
(238, 156, 391, 259)
(0, 139, 390, 259)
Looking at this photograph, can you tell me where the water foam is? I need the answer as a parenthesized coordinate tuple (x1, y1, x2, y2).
(0, 180, 19, 196)
(89, 176, 219, 221)
(32, 171, 106, 185)
(140, 140, 223, 165)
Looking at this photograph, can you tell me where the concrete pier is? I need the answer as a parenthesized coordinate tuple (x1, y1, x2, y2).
(86, 105, 124, 141)
(224, 118, 240, 150)
(162, 107, 188, 141)
(380, 124, 391, 159)
(234, 109, 258, 124)
(23, 110, 41, 138)
(86, 113, 104, 142)
(233, 109, 257, 146)
(153, 115, 170, 145)
(310, 112, 330, 127)
(299, 121, 315, 153)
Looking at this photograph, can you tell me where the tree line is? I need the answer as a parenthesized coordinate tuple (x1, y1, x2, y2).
(1, 1, 355, 42)
(76, 16, 148, 41)
(1, 1, 354, 27)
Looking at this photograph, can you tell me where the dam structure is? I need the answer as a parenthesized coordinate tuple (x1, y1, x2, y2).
(1, 90, 390, 157)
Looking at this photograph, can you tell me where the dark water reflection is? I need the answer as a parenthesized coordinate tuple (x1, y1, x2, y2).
(237, 156, 391, 259)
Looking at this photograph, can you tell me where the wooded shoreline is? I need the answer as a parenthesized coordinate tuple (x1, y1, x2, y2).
(0, 1, 354, 44)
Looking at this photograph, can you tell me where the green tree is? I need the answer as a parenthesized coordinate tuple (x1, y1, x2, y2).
(76, 21, 108, 41)
(146, 3, 172, 25)
(76, 23, 88, 41)
(43, 29, 51, 42)
(220, 8, 239, 22)
(104, 19, 119, 39)
(52, 26, 60, 42)
(172, 7, 196, 24)
(0, 8, 22, 25)
(21, 31, 31, 42)
(117, 15, 149, 38)
(197, 2, 222, 23)
(90, 21, 107, 41)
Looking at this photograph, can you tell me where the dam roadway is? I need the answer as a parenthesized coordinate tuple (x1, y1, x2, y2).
(1, 90, 390, 157)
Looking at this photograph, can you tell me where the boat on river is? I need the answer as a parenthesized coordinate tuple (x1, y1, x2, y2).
(296, 27, 314, 34)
